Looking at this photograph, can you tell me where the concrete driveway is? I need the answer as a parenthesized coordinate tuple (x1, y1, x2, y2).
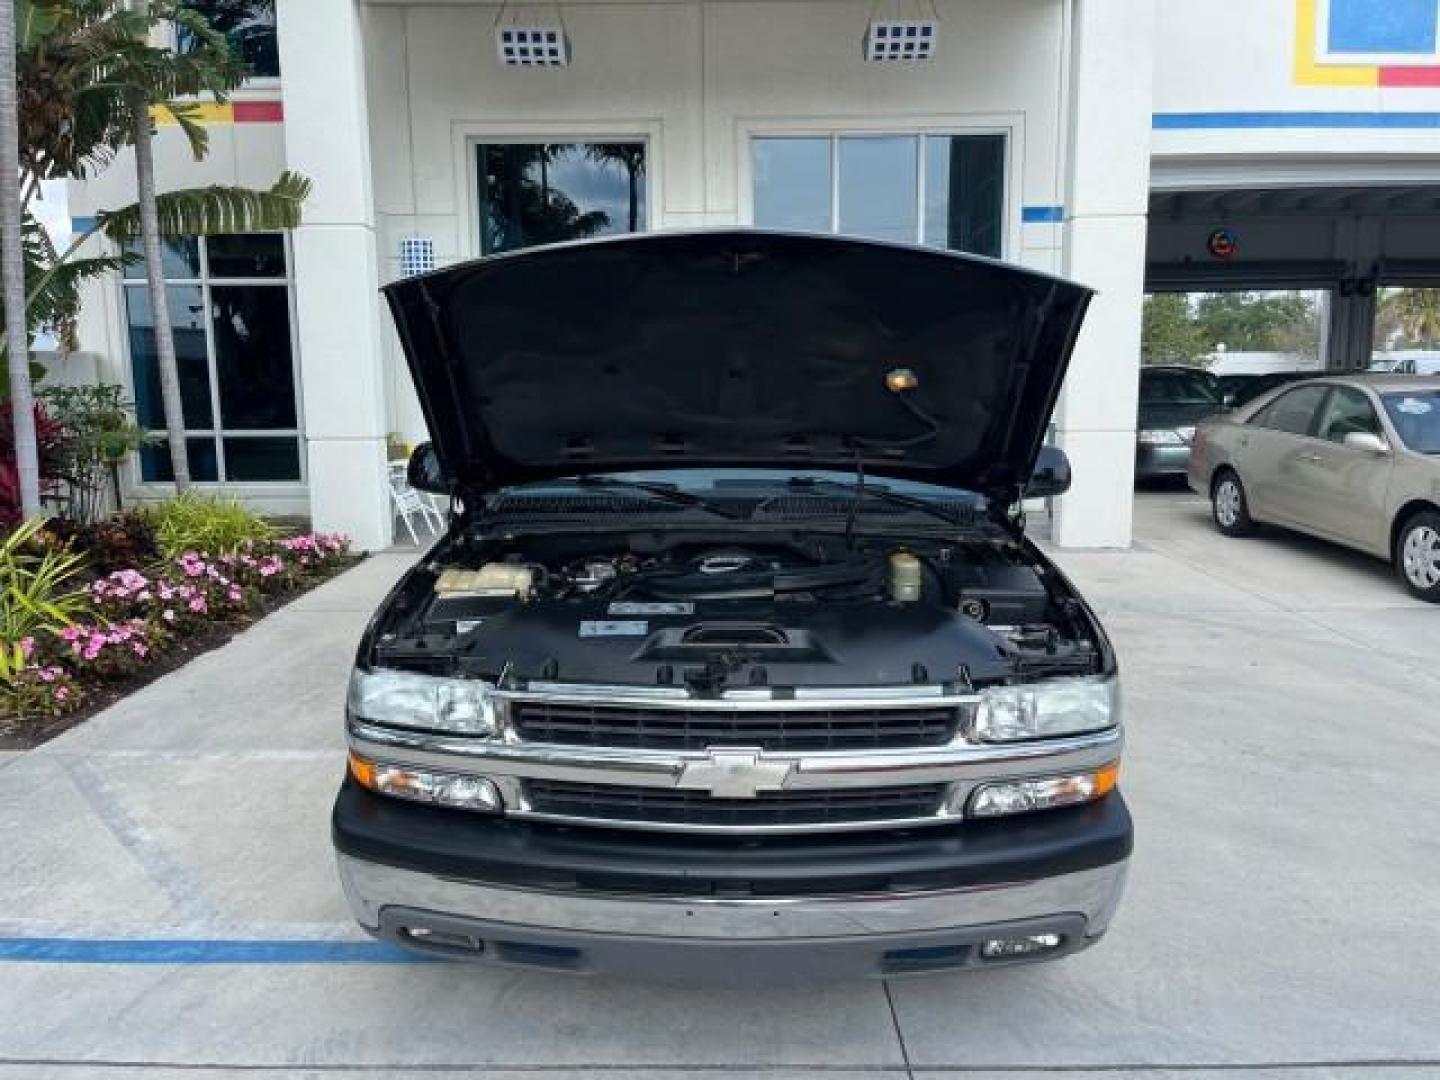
(2, 492, 1439, 1079)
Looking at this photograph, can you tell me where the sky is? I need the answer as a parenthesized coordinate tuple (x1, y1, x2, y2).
(32, 181, 72, 351)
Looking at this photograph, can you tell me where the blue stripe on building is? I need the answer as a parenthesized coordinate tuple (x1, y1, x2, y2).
(1021, 205, 1065, 223)
(1154, 111, 1440, 130)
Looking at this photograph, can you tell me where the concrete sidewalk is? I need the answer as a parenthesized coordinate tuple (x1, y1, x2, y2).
(1, 493, 1439, 1078)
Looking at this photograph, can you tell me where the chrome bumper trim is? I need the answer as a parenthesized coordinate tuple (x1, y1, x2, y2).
(336, 851, 1129, 940)
(348, 720, 1122, 791)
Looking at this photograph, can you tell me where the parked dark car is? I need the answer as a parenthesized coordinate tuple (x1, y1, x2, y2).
(1135, 365, 1223, 480)
(332, 231, 1131, 984)
(1216, 371, 1317, 409)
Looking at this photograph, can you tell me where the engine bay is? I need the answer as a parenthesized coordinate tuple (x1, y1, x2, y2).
(371, 525, 1107, 693)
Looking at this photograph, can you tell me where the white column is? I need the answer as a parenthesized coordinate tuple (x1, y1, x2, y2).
(1052, 0, 1156, 549)
(277, 0, 392, 550)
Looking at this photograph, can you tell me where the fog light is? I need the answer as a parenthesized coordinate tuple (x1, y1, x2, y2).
(981, 933, 1063, 959)
(966, 762, 1119, 819)
(349, 753, 503, 813)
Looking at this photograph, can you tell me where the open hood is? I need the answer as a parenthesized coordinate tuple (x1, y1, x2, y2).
(384, 230, 1092, 503)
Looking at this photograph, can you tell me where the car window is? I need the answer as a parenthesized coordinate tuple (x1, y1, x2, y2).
(1316, 387, 1382, 445)
(1380, 391, 1440, 454)
(1139, 369, 1220, 405)
(1250, 384, 1328, 436)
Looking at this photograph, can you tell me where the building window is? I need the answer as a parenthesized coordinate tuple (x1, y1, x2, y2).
(477, 142, 647, 255)
(753, 133, 1006, 257)
(123, 234, 302, 484)
(179, 0, 280, 78)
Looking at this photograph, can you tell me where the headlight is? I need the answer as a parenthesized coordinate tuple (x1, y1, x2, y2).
(1137, 429, 1185, 446)
(973, 675, 1119, 743)
(347, 668, 497, 736)
(967, 762, 1120, 818)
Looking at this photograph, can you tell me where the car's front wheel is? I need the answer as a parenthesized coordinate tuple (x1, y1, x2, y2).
(1211, 470, 1256, 537)
(1396, 511, 1440, 602)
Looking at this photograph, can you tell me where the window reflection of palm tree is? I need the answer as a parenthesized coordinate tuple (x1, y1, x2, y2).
(586, 144, 646, 232)
(482, 144, 610, 252)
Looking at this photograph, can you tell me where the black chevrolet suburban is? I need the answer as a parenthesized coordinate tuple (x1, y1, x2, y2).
(332, 230, 1131, 983)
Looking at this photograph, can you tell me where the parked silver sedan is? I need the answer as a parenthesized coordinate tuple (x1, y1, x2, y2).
(1188, 375, 1440, 601)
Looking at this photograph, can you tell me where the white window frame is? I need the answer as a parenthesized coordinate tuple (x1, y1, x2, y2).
(455, 121, 663, 262)
(118, 233, 306, 489)
(738, 115, 1022, 260)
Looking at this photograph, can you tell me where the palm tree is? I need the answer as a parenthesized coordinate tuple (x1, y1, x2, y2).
(7, 0, 308, 495)
(586, 143, 645, 232)
(2, 0, 42, 516)
(1378, 288, 1440, 349)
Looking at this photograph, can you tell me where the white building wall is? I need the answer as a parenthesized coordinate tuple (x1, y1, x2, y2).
(363, 0, 1073, 446)
(1152, 0, 1440, 176)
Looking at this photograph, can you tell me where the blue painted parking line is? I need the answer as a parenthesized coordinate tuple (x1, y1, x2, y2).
(0, 937, 430, 964)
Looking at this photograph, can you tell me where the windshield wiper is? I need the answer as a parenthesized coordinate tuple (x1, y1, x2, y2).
(573, 476, 747, 520)
(766, 476, 977, 529)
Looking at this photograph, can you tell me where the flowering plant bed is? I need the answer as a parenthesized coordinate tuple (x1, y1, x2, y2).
(1, 531, 356, 749)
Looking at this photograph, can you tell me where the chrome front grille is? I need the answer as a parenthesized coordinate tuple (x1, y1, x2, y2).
(509, 700, 962, 752)
(347, 684, 1123, 835)
(524, 780, 948, 829)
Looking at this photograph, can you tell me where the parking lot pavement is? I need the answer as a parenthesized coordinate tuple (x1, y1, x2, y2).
(3, 501, 1440, 1078)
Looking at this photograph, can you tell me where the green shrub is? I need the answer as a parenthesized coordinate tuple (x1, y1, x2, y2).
(144, 493, 275, 558)
(0, 518, 93, 669)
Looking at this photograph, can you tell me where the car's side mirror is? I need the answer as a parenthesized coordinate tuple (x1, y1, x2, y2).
(406, 442, 450, 494)
(1342, 432, 1389, 456)
(1029, 445, 1072, 498)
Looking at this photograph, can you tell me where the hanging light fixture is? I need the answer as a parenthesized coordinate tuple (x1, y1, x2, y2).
(865, 19, 938, 62)
(496, 25, 569, 67)
(494, 3, 570, 68)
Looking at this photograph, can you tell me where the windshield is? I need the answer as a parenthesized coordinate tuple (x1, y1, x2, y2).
(1381, 392, 1440, 454)
(1140, 369, 1220, 405)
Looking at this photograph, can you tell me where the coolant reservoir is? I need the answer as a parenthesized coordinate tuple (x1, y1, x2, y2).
(889, 552, 922, 603)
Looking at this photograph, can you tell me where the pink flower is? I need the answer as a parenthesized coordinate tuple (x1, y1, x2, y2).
(188, 597, 207, 614)
(55, 686, 70, 702)
(227, 587, 242, 603)
(60, 626, 81, 643)
(39, 667, 56, 683)
(132, 642, 148, 657)
(82, 645, 100, 661)
(18, 637, 34, 658)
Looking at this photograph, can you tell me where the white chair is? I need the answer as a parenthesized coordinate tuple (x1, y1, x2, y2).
(388, 463, 444, 544)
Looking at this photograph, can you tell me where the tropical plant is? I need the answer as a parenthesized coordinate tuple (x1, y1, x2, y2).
(1376, 288, 1440, 350)
(0, 399, 67, 525)
(39, 383, 151, 523)
(143, 491, 273, 557)
(8, 0, 310, 494)
(0, 515, 93, 651)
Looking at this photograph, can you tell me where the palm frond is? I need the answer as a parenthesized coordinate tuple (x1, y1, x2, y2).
(95, 171, 314, 241)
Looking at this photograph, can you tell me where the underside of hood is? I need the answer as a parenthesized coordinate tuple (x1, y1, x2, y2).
(384, 230, 1092, 503)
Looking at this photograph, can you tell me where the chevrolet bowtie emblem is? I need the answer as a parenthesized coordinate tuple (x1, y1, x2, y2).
(676, 750, 794, 799)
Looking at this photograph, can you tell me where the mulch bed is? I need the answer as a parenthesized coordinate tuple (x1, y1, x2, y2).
(0, 554, 365, 751)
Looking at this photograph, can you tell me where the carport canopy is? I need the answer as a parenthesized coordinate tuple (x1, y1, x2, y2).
(1146, 183, 1440, 370)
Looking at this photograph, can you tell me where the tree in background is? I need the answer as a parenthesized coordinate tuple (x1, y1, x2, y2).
(5, 0, 308, 497)
(1375, 288, 1440, 350)
(2, 0, 41, 516)
(1142, 290, 1324, 368)
(1140, 293, 1209, 367)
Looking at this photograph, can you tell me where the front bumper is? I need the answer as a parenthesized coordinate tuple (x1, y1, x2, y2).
(1135, 442, 1193, 479)
(333, 781, 1132, 983)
